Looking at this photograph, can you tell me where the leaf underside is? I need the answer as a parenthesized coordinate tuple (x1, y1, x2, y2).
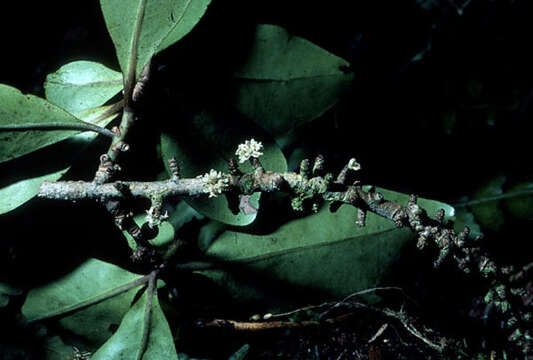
(44, 60, 123, 114)
(100, 0, 211, 80)
(199, 188, 454, 310)
(92, 290, 178, 360)
(0, 84, 109, 163)
(0, 105, 117, 214)
(232, 24, 353, 136)
(22, 259, 144, 347)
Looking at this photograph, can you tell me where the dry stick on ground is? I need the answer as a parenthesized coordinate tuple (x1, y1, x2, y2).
(198, 301, 443, 352)
(198, 312, 356, 332)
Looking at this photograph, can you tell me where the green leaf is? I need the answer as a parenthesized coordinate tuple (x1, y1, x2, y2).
(45, 60, 123, 114)
(0, 106, 117, 215)
(160, 108, 287, 226)
(22, 259, 145, 348)
(198, 188, 453, 309)
(471, 175, 506, 231)
(232, 24, 353, 136)
(92, 291, 178, 360)
(0, 84, 112, 163)
(100, 0, 211, 80)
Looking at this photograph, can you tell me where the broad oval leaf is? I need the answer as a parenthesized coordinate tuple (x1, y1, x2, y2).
(160, 108, 287, 226)
(45, 60, 123, 114)
(92, 291, 178, 360)
(232, 24, 353, 136)
(100, 0, 211, 80)
(0, 106, 117, 215)
(198, 188, 453, 309)
(0, 84, 110, 163)
(22, 259, 144, 347)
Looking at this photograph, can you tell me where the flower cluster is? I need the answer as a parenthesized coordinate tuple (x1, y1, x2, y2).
(347, 158, 361, 171)
(200, 169, 230, 198)
(235, 139, 263, 163)
(145, 206, 169, 228)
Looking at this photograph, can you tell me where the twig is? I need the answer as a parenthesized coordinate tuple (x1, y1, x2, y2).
(368, 323, 389, 343)
(336, 350, 347, 360)
(268, 287, 405, 321)
(197, 312, 355, 332)
(338, 287, 405, 306)
(91, 0, 153, 260)
(381, 308, 443, 352)
(38, 156, 471, 272)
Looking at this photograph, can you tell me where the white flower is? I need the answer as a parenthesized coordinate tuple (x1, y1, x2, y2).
(347, 158, 361, 171)
(145, 207, 169, 228)
(201, 169, 229, 198)
(235, 139, 264, 163)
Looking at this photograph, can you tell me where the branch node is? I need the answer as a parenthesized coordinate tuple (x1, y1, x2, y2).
(312, 154, 325, 176)
(435, 208, 445, 224)
(228, 157, 242, 176)
(356, 208, 366, 227)
(457, 226, 470, 247)
(145, 197, 168, 228)
(168, 157, 181, 180)
(132, 60, 151, 103)
(94, 154, 121, 184)
(112, 126, 121, 137)
(250, 157, 263, 170)
(336, 158, 361, 185)
(408, 194, 418, 207)
(111, 140, 130, 153)
(299, 158, 311, 180)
